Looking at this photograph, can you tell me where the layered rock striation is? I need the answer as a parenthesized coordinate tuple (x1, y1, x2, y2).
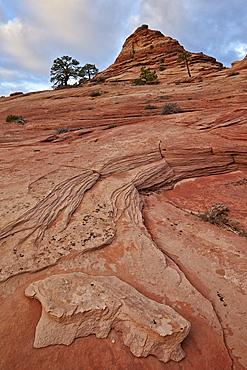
(98, 25, 224, 81)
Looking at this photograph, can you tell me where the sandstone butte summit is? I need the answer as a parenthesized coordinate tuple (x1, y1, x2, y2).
(0, 25, 247, 370)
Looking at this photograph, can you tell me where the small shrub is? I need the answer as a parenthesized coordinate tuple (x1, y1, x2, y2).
(155, 30, 163, 36)
(160, 103, 182, 115)
(227, 71, 239, 77)
(96, 76, 106, 83)
(132, 67, 158, 85)
(6, 115, 26, 124)
(145, 104, 158, 110)
(196, 204, 247, 238)
(56, 128, 70, 134)
(132, 78, 145, 85)
(197, 204, 229, 226)
(160, 58, 165, 63)
(90, 91, 101, 97)
(106, 124, 117, 129)
(166, 48, 182, 54)
(6, 114, 21, 122)
(159, 65, 165, 71)
(150, 45, 154, 49)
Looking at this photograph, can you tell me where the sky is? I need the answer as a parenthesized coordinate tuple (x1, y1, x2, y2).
(0, 0, 247, 96)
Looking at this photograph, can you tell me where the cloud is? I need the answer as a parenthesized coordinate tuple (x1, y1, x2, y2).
(132, 0, 247, 67)
(0, 0, 138, 95)
(234, 43, 247, 59)
(0, 18, 47, 72)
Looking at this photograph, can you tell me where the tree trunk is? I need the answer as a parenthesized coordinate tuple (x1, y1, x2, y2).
(185, 60, 191, 77)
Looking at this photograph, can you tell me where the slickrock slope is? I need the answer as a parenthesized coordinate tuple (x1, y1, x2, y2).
(0, 26, 247, 370)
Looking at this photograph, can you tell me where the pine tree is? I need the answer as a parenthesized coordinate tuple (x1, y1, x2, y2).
(50, 56, 84, 88)
(177, 52, 192, 77)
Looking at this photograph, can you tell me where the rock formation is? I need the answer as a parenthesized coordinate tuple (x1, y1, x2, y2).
(231, 54, 247, 70)
(0, 26, 247, 370)
(97, 24, 224, 82)
(25, 273, 190, 363)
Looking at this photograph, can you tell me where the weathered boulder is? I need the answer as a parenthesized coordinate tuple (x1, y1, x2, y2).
(25, 273, 190, 363)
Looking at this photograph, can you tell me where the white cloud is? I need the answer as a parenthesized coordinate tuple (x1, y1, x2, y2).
(234, 43, 247, 59)
(0, 18, 47, 72)
(0, 0, 139, 95)
(131, 0, 247, 67)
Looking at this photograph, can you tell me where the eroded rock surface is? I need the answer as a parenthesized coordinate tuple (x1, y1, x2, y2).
(25, 273, 190, 363)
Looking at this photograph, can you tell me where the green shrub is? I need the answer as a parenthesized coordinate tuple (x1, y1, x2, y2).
(160, 58, 165, 63)
(145, 104, 158, 109)
(106, 124, 117, 129)
(159, 65, 165, 71)
(96, 76, 106, 83)
(227, 71, 239, 77)
(166, 48, 182, 54)
(196, 204, 247, 238)
(6, 114, 21, 122)
(56, 128, 70, 134)
(132, 78, 145, 85)
(90, 91, 101, 97)
(160, 103, 182, 115)
(132, 67, 158, 85)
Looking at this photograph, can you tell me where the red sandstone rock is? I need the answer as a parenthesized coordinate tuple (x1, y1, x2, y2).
(97, 25, 224, 82)
(0, 26, 247, 370)
(25, 273, 190, 363)
(231, 54, 247, 70)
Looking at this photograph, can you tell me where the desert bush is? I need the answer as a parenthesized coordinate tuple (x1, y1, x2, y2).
(6, 115, 26, 124)
(6, 114, 21, 122)
(56, 128, 70, 134)
(90, 91, 101, 97)
(132, 78, 145, 85)
(132, 67, 158, 85)
(7, 114, 22, 122)
(197, 204, 229, 226)
(159, 65, 166, 71)
(145, 104, 158, 109)
(96, 76, 106, 83)
(227, 71, 239, 77)
(160, 103, 182, 115)
(196, 204, 247, 238)
(105, 124, 117, 129)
